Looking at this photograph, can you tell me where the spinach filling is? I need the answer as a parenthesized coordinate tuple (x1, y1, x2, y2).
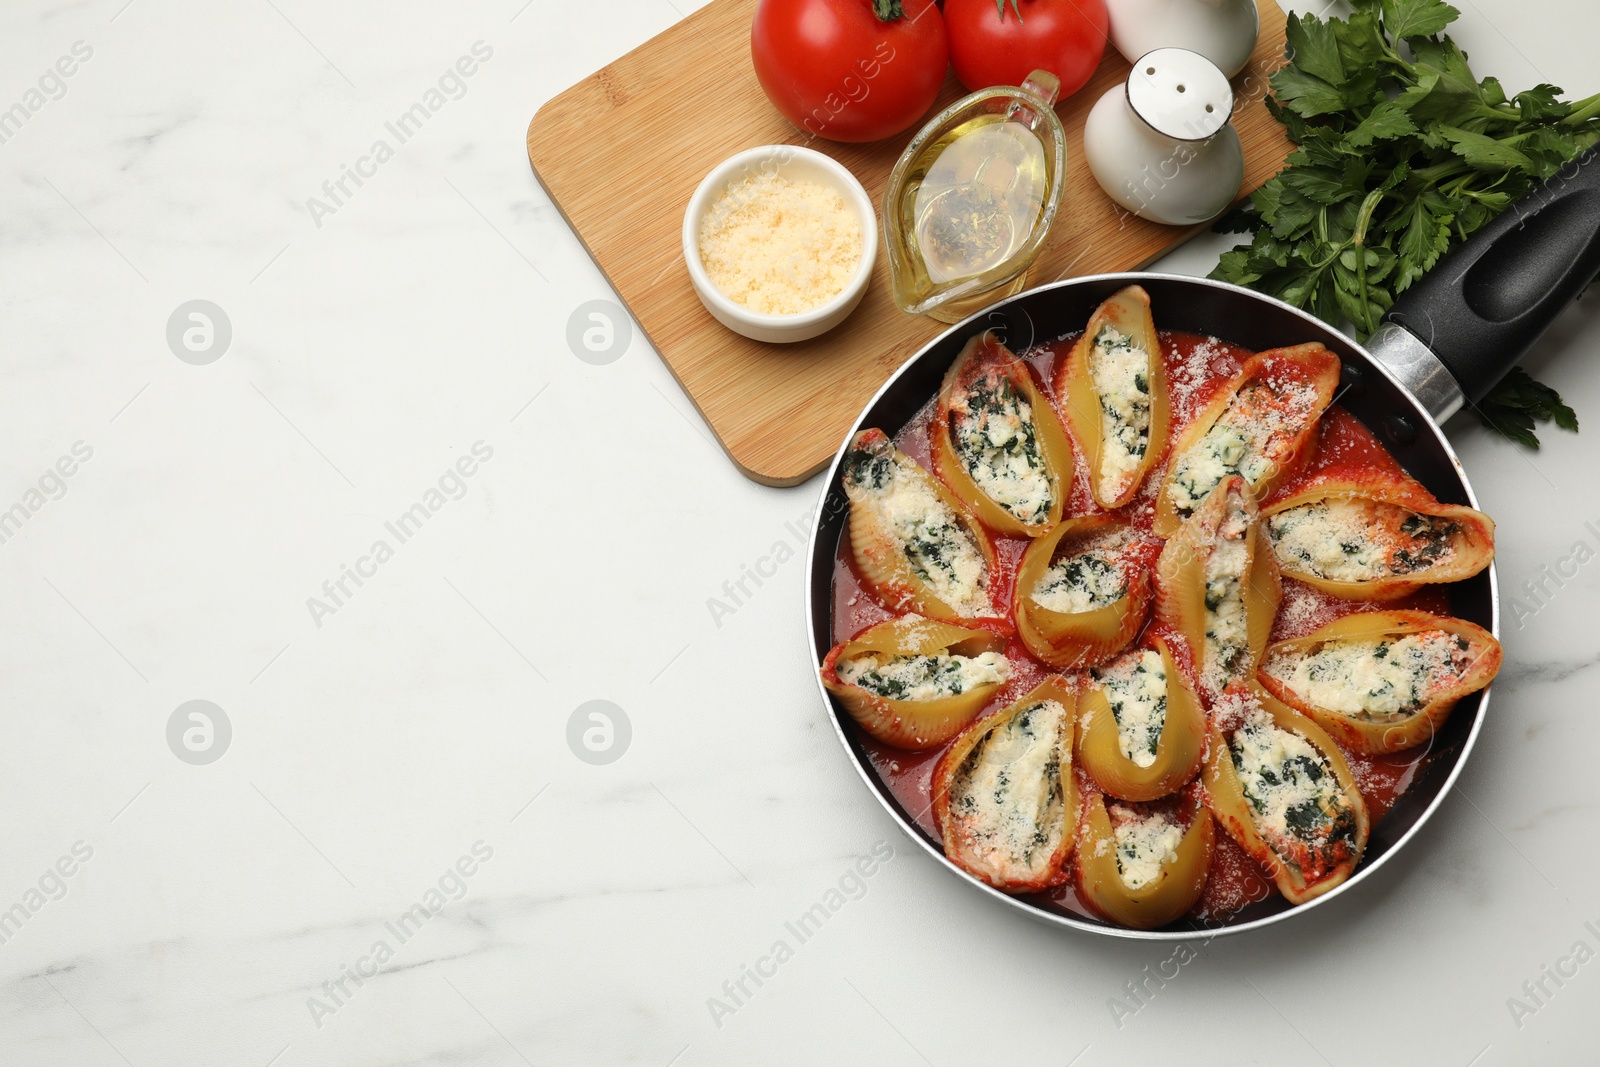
(952, 374, 1051, 525)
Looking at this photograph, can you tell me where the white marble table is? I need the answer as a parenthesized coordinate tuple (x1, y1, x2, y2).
(2, 0, 1598, 1063)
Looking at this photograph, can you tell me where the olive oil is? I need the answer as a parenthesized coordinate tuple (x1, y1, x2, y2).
(890, 113, 1054, 319)
(884, 71, 1067, 322)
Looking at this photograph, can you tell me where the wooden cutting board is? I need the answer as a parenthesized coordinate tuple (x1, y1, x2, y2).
(528, 0, 1294, 486)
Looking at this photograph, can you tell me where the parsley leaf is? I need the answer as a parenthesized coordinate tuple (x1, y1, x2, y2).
(1515, 84, 1572, 123)
(1211, 2, 1599, 446)
(1272, 63, 1351, 118)
(1390, 190, 1452, 290)
(1382, 0, 1460, 40)
(1285, 12, 1346, 86)
(1345, 100, 1418, 148)
(1476, 368, 1578, 447)
(1438, 127, 1535, 171)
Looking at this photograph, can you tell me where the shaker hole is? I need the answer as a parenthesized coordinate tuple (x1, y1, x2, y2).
(1177, 84, 1187, 93)
(1205, 104, 1214, 113)
(1146, 66, 1156, 75)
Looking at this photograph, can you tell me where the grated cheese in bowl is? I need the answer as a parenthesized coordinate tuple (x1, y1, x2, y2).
(697, 171, 864, 316)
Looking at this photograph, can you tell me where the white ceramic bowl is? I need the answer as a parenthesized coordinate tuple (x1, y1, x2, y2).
(683, 145, 877, 344)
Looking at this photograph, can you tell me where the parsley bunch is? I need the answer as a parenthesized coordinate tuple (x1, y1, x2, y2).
(1211, 0, 1593, 446)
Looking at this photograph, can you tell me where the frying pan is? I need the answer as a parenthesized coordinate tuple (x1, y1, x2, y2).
(805, 146, 1600, 938)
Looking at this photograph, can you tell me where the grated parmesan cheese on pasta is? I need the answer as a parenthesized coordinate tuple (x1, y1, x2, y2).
(1200, 492, 1252, 696)
(838, 650, 1009, 701)
(876, 469, 995, 617)
(950, 371, 1053, 527)
(1088, 326, 1153, 495)
(697, 172, 862, 315)
(1031, 528, 1131, 614)
(1267, 498, 1459, 582)
(1225, 700, 1356, 861)
(1273, 582, 1342, 637)
(1262, 629, 1470, 720)
(948, 700, 1070, 877)
(1169, 335, 1227, 413)
(1167, 376, 1318, 520)
(1108, 804, 1183, 890)
(1093, 649, 1168, 768)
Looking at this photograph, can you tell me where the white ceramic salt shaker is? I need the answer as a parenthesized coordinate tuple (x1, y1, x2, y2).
(1082, 48, 1244, 226)
(1105, 0, 1259, 78)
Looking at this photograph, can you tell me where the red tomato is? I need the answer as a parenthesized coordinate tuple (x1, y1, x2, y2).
(751, 0, 949, 143)
(943, 0, 1109, 99)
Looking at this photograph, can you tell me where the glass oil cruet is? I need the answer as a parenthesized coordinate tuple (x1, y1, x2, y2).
(884, 70, 1068, 323)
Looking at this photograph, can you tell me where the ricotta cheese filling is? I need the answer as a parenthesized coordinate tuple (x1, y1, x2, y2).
(837, 650, 1009, 701)
(1263, 629, 1472, 720)
(846, 446, 995, 617)
(1093, 649, 1168, 768)
(1267, 498, 1459, 581)
(1200, 492, 1252, 696)
(949, 699, 1070, 876)
(1088, 326, 1153, 496)
(1227, 705, 1357, 872)
(1032, 548, 1127, 614)
(950, 371, 1053, 528)
(1108, 805, 1183, 890)
(1168, 377, 1317, 519)
(1031, 528, 1132, 615)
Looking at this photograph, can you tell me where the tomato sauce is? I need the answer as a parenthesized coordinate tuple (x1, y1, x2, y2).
(827, 330, 1462, 924)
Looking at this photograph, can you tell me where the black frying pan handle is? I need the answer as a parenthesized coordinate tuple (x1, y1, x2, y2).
(1384, 145, 1600, 403)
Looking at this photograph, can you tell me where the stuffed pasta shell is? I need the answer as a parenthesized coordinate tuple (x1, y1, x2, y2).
(1058, 285, 1170, 509)
(1153, 344, 1340, 536)
(933, 677, 1078, 892)
(1075, 792, 1215, 929)
(1014, 514, 1155, 668)
(843, 428, 1001, 622)
(1258, 610, 1502, 754)
(1155, 476, 1281, 700)
(1078, 636, 1205, 801)
(1262, 472, 1495, 600)
(821, 615, 1010, 750)
(1204, 682, 1370, 905)
(931, 334, 1074, 536)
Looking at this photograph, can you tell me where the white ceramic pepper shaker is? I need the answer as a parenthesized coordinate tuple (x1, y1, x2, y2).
(1105, 0, 1259, 78)
(1082, 48, 1244, 226)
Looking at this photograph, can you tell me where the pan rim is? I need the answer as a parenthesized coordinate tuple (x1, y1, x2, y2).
(804, 271, 1499, 940)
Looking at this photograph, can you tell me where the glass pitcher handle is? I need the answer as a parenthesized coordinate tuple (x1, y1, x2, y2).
(1004, 70, 1062, 131)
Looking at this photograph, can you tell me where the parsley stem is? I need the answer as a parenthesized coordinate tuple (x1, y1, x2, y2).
(1310, 246, 1344, 270)
(1373, 19, 1406, 70)
(1353, 189, 1384, 247)
(1562, 92, 1600, 126)
(1413, 159, 1470, 185)
(1353, 189, 1384, 334)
